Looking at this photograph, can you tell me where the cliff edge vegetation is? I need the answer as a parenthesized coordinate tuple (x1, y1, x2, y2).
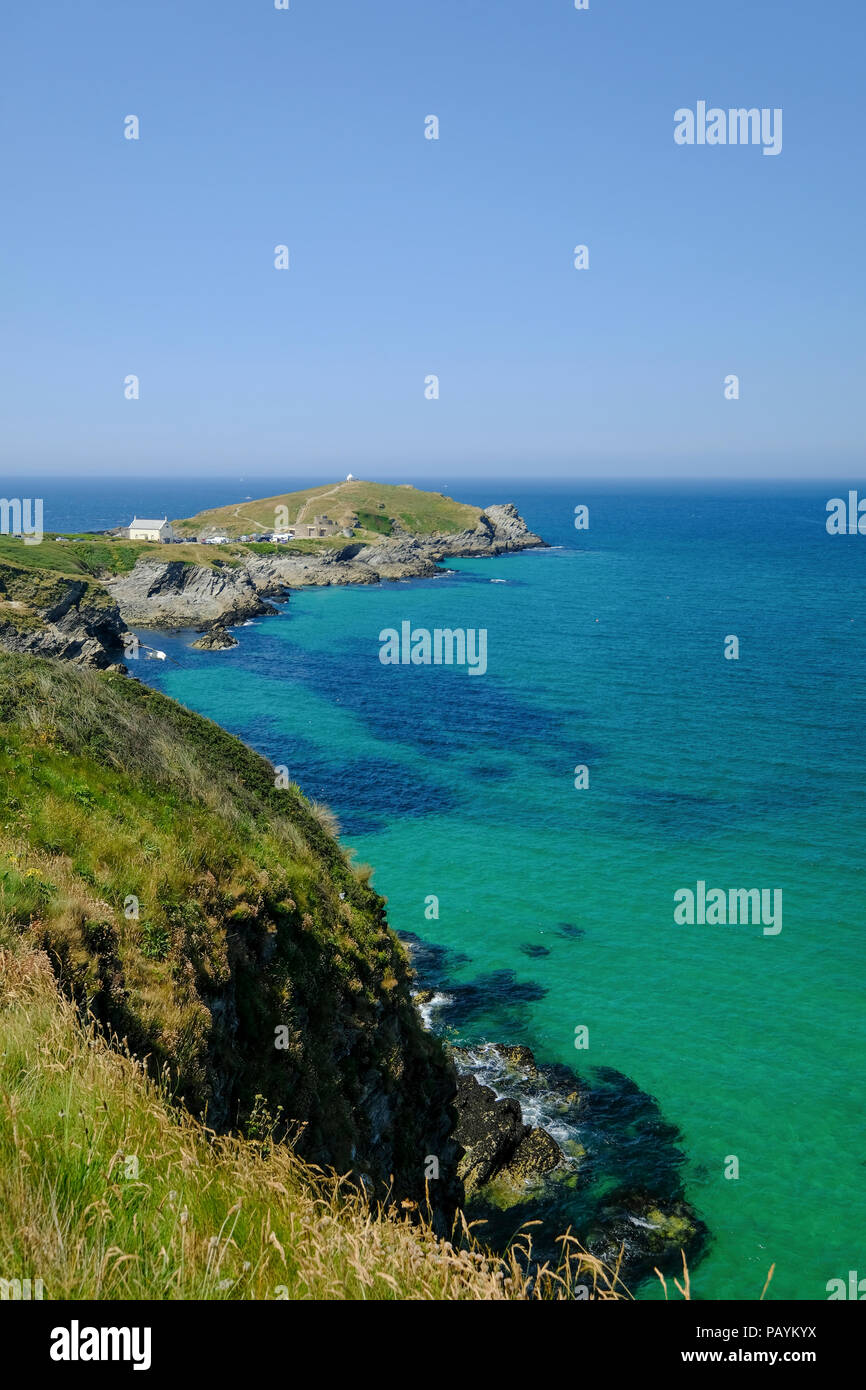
(0, 948, 628, 1300)
(0, 651, 637, 1300)
(0, 651, 458, 1211)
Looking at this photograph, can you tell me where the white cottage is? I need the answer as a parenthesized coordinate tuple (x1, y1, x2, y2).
(128, 517, 175, 542)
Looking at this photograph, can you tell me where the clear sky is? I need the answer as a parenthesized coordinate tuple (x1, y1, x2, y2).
(3, 0, 864, 480)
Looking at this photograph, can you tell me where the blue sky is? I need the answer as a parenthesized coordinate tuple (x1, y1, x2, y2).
(3, 0, 864, 480)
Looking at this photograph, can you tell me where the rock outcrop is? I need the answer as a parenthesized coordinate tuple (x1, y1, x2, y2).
(105, 558, 276, 628)
(191, 624, 239, 651)
(451, 1068, 563, 1198)
(0, 566, 128, 669)
(351, 503, 544, 578)
(443, 1040, 707, 1284)
(105, 503, 545, 631)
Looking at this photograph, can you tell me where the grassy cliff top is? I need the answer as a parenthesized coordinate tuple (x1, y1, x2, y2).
(175, 479, 483, 540)
(0, 534, 255, 579)
(0, 534, 344, 590)
(0, 651, 455, 1194)
(0, 481, 488, 582)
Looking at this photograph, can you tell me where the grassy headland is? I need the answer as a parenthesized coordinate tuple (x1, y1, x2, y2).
(174, 479, 483, 541)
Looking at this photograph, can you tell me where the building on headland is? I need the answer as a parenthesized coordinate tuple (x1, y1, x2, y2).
(298, 514, 338, 539)
(127, 517, 175, 542)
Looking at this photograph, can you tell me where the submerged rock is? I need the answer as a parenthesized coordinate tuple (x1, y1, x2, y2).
(587, 1191, 707, 1277)
(442, 1040, 706, 1288)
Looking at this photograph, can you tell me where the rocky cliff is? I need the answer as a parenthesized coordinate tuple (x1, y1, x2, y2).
(104, 557, 276, 628)
(0, 563, 128, 669)
(105, 503, 545, 630)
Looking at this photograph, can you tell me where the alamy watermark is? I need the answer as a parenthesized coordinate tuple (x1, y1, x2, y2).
(50, 1322, 151, 1371)
(826, 491, 866, 534)
(0, 497, 43, 545)
(0, 1276, 44, 1299)
(674, 881, 782, 935)
(379, 622, 487, 676)
(827, 1270, 866, 1299)
(674, 103, 782, 157)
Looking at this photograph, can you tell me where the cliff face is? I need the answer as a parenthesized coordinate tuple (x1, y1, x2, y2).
(354, 502, 544, 575)
(105, 503, 545, 629)
(104, 557, 274, 628)
(0, 653, 461, 1218)
(0, 564, 128, 669)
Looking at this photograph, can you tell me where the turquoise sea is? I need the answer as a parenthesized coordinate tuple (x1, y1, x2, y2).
(58, 479, 865, 1301)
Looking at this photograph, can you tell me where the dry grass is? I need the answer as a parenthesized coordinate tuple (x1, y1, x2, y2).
(653, 1252, 776, 1302)
(0, 949, 631, 1301)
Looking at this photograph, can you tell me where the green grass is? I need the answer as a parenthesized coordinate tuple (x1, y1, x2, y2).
(0, 560, 117, 618)
(0, 534, 279, 582)
(0, 949, 629, 1300)
(355, 510, 393, 536)
(175, 480, 483, 540)
(0, 651, 456, 1197)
